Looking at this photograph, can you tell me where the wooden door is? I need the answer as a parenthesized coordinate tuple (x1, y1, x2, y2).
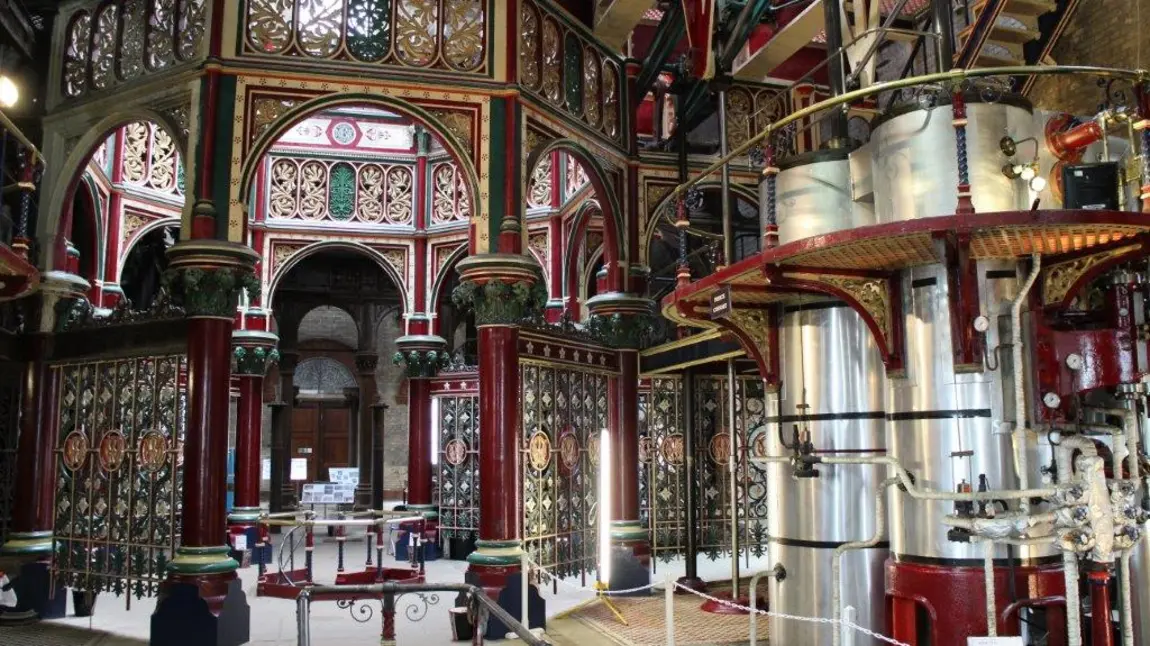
(290, 401, 352, 481)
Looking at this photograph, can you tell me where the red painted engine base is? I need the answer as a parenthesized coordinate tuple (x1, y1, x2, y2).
(886, 558, 1068, 646)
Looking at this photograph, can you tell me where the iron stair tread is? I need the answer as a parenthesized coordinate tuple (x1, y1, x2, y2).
(972, 0, 1056, 18)
(956, 22, 1039, 45)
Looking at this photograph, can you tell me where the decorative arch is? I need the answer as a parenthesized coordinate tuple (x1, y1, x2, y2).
(40, 109, 188, 269)
(297, 304, 360, 349)
(239, 93, 482, 233)
(73, 173, 104, 282)
(525, 138, 625, 276)
(562, 200, 601, 312)
(578, 244, 605, 307)
(429, 243, 469, 316)
(117, 216, 181, 282)
(643, 180, 759, 264)
(294, 356, 358, 395)
(267, 240, 409, 315)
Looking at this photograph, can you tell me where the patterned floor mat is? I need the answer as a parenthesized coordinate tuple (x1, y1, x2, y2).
(0, 623, 146, 646)
(568, 585, 768, 646)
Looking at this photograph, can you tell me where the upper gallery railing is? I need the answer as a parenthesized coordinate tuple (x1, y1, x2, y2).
(518, 0, 626, 148)
(240, 0, 488, 75)
(56, 0, 207, 104)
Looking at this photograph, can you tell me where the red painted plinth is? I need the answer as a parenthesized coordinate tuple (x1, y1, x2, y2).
(257, 567, 423, 600)
(887, 559, 1068, 646)
(232, 375, 263, 525)
(406, 378, 433, 506)
(181, 318, 234, 548)
(699, 590, 768, 615)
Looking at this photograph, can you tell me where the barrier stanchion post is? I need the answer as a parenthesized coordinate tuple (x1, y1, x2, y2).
(665, 574, 675, 646)
(296, 589, 311, 646)
(366, 527, 374, 566)
(521, 551, 529, 629)
(842, 606, 856, 646)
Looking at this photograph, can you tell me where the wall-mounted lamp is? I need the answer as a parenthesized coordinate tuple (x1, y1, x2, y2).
(0, 76, 18, 109)
(1000, 136, 1046, 192)
(999, 136, 1039, 159)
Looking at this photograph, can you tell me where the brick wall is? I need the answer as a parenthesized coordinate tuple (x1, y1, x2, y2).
(1028, 0, 1150, 115)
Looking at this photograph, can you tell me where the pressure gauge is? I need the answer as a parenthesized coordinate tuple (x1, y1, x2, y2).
(1065, 354, 1084, 371)
(972, 316, 990, 333)
(1043, 392, 1062, 409)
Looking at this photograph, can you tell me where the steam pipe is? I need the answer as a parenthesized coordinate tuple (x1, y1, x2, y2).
(831, 477, 898, 646)
(1049, 119, 1105, 159)
(931, 0, 955, 68)
(822, 0, 848, 144)
(1012, 254, 1041, 513)
(1066, 550, 1083, 646)
(984, 540, 998, 636)
(1120, 552, 1134, 646)
(675, 65, 1150, 197)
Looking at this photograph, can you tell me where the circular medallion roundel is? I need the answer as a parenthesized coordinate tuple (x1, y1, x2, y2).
(587, 433, 600, 467)
(98, 431, 128, 473)
(660, 434, 685, 465)
(709, 432, 732, 466)
(638, 436, 653, 464)
(444, 438, 469, 466)
(528, 432, 551, 471)
(137, 431, 168, 473)
(331, 121, 358, 145)
(558, 431, 580, 473)
(62, 431, 89, 472)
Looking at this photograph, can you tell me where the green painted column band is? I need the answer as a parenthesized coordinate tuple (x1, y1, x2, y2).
(0, 531, 54, 555)
(467, 538, 523, 566)
(167, 544, 239, 574)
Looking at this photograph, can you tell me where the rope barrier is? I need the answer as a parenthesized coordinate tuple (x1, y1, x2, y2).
(523, 555, 908, 646)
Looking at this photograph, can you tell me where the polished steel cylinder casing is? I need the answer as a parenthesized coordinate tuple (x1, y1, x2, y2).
(768, 301, 888, 646)
(888, 259, 1055, 563)
(870, 96, 1036, 222)
(771, 151, 877, 245)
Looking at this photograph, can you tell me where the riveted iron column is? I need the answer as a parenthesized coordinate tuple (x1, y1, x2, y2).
(453, 255, 543, 598)
(227, 311, 278, 565)
(150, 237, 257, 646)
(394, 335, 447, 520)
(0, 272, 88, 622)
(588, 292, 655, 584)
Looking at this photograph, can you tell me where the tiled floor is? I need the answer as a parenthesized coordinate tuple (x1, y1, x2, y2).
(10, 532, 773, 645)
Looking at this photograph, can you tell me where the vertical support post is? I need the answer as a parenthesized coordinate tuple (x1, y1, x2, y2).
(305, 524, 314, 583)
(932, 0, 955, 68)
(1088, 568, 1115, 646)
(725, 359, 740, 596)
(665, 574, 676, 646)
(151, 239, 257, 646)
(229, 324, 278, 565)
(381, 592, 397, 646)
(762, 143, 779, 249)
(274, 351, 300, 516)
(407, 377, 434, 512)
(336, 523, 346, 573)
(372, 403, 388, 511)
(953, 91, 975, 214)
(676, 368, 705, 591)
(0, 274, 87, 622)
(354, 352, 378, 508)
(822, 0, 848, 146)
(295, 591, 311, 646)
(520, 551, 529, 628)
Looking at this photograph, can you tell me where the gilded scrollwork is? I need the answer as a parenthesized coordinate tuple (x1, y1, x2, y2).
(265, 156, 420, 225)
(247, 0, 294, 54)
(541, 17, 562, 104)
(63, 13, 91, 97)
(297, 0, 343, 58)
(442, 0, 485, 71)
(431, 162, 469, 224)
(91, 4, 119, 91)
(268, 159, 299, 219)
(1042, 245, 1140, 306)
(427, 109, 472, 152)
(385, 166, 414, 225)
(176, 0, 206, 60)
(146, 0, 177, 69)
(812, 274, 891, 341)
(725, 309, 772, 375)
(117, 0, 145, 80)
(395, 0, 438, 66)
(121, 122, 149, 185)
(725, 88, 753, 153)
(528, 155, 553, 208)
(602, 62, 619, 140)
(583, 48, 601, 127)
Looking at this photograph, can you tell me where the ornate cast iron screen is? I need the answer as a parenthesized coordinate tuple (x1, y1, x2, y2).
(51, 354, 187, 604)
(520, 361, 609, 585)
(433, 386, 480, 541)
(641, 374, 769, 564)
(0, 362, 21, 545)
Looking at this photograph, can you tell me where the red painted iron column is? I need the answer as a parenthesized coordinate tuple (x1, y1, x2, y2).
(227, 309, 278, 565)
(586, 292, 655, 574)
(455, 255, 541, 594)
(0, 272, 89, 621)
(151, 238, 257, 645)
(393, 331, 447, 520)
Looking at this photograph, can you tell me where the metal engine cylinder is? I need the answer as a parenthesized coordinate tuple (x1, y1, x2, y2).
(767, 300, 888, 645)
(771, 150, 877, 245)
(870, 95, 1036, 222)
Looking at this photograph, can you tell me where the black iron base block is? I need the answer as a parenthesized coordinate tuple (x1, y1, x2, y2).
(150, 577, 250, 646)
(0, 560, 66, 623)
(608, 548, 651, 597)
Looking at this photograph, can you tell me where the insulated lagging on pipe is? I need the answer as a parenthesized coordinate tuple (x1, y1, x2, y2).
(1012, 254, 1042, 514)
(831, 478, 898, 646)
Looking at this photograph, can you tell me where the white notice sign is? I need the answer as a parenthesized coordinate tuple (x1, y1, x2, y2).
(261, 458, 271, 480)
(290, 458, 308, 481)
(968, 638, 1023, 646)
(232, 533, 247, 551)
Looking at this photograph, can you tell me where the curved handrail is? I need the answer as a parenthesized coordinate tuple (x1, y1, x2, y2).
(296, 582, 547, 646)
(675, 65, 1150, 197)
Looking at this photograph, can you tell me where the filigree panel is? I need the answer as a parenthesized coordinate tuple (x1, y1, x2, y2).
(242, 0, 486, 73)
(52, 355, 187, 602)
(641, 377, 685, 562)
(521, 362, 607, 584)
(119, 122, 185, 198)
(527, 155, 552, 208)
(265, 156, 418, 225)
(59, 0, 204, 100)
(725, 88, 753, 154)
(565, 155, 589, 200)
(430, 162, 469, 224)
(435, 393, 480, 539)
(518, 0, 625, 147)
